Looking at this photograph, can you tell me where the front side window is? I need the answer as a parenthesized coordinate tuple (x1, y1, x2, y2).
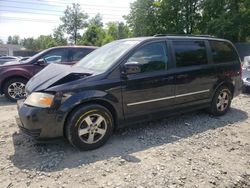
(127, 42, 168, 73)
(41, 49, 68, 64)
(173, 40, 208, 67)
(210, 41, 238, 63)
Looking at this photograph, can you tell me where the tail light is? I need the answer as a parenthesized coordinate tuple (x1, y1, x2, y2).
(240, 63, 242, 78)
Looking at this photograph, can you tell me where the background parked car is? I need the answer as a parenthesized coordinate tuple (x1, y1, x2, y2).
(0, 46, 97, 101)
(242, 55, 250, 92)
(0, 56, 20, 64)
(19, 56, 31, 61)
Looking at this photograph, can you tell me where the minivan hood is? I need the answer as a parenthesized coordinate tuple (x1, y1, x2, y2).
(26, 64, 94, 93)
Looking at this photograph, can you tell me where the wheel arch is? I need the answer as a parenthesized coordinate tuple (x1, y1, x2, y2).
(1, 76, 29, 93)
(62, 99, 118, 138)
(212, 80, 235, 99)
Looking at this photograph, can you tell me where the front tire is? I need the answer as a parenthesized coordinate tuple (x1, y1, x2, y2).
(4, 78, 27, 102)
(208, 86, 232, 116)
(65, 104, 114, 150)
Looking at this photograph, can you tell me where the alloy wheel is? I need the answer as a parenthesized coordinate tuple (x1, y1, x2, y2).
(216, 90, 229, 112)
(78, 114, 107, 144)
(8, 82, 26, 100)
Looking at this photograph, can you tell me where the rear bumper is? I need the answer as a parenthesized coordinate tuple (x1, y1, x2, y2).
(16, 100, 64, 139)
(233, 77, 242, 97)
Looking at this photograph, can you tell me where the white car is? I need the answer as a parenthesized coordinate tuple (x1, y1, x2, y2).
(242, 56, 250, 91)
(0, 56, 20, 64)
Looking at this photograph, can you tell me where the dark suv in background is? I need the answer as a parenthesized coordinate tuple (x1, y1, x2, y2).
(0, 46, 97, 101)
(16, 35, 242, 150)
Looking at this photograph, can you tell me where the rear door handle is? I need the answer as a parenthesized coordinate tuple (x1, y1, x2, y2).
(163, 76, 174, 81)
(177, 74, 188, 79)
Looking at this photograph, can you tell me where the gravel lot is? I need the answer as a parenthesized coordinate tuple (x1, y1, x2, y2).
(0, 94, 250, 188)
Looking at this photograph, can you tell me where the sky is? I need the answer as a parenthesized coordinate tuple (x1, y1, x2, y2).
(0, 0, 135, 42)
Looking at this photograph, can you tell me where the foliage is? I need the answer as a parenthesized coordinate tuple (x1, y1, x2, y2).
(200, 0, 250, 42)
(126, 0, 250, 42)
(7, 35, 20, 45)
(125, 0, 161, 36)
(53, 26, 67, 46)
(102, 22, 131, 44)
(60, 3, 88, 44)
(79, 14, 105, 46)
(20, 35, 56, 51)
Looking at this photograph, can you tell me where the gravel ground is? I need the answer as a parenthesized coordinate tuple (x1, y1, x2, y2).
(0, 94, 250, 188)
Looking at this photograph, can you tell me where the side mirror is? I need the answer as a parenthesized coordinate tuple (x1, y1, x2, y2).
(122, 61, 142, 75)
(36, 58, 46, 65)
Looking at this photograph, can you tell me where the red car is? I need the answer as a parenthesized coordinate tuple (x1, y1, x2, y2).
(0, 46, 97, 101)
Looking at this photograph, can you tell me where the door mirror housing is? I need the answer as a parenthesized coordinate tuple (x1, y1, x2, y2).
(36, 58, 46, 65)
(122, 61, 142, 75)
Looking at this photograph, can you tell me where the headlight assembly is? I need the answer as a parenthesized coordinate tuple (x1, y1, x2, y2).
(24, 92, 54, 108)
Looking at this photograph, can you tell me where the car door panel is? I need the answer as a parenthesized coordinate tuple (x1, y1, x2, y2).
(121, 41, 175, 123)
(171, 40, 214, 105)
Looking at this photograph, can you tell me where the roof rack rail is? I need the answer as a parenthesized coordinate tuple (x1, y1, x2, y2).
(154, 34, 215, 38)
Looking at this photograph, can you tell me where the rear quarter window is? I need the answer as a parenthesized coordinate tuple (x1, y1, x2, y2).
(209, 41, 239, 63)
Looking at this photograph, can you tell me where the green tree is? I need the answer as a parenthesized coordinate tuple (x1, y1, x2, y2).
(80, 14, 105, 46)
(7, 36, 12, 44)
(102, 22, 131, 44)
(20, 35, 56, 51)
(35, 35, 57, 50)
(7, 35, 21, 44)
(53, 26, 67, 45)
(60, 3, 88, 44)
(89, 13, 103, 27)
(126, 0, 203, 36)
(200, 0, 250, 42)
(12, 35, 20, 44)
(125, 0, 161, 36)
(20, 37, 36, 50)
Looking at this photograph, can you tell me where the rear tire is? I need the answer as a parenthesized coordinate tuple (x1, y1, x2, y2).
(65, 104, 114, 151)
(4, 78, 27, 102)
(208, 86, 232, 116)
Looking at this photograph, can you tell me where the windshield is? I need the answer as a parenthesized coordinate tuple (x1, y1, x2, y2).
(75, 40, 140, 72)
(21, 50, 45, 63)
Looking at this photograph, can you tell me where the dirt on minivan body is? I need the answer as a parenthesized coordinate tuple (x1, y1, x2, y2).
(0, 94, 249, 188)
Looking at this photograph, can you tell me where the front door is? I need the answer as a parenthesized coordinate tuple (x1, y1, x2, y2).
(121, 41, 175, 123)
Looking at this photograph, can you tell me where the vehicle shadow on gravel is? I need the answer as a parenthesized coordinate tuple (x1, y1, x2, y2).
(11, 107, 248, 172)
(0, 96, 15, 106)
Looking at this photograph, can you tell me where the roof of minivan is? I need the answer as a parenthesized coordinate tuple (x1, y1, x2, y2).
(49, 45, 98, 50)
(120, 35, 230, 42)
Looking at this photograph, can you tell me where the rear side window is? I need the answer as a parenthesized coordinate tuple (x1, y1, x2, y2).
(210, 41, 238, 63)
(127, 42, 168, 73)
(70, 48, 95, 62)
(173, 40, 208, 67)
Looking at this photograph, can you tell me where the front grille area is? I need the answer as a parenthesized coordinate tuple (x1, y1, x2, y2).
(19, 126, 41, 138)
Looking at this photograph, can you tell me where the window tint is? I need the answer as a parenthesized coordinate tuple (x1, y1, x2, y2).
(210, 41, 238, 63)
(41, 49, 68, 64)
(173, 40, 207, 67)
(127, 42, 168, 73)
(70, 48, 94, 62)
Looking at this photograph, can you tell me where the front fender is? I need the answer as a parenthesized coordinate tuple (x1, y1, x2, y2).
(55, 89, 123, 129)
(59, 90, 118, 113)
